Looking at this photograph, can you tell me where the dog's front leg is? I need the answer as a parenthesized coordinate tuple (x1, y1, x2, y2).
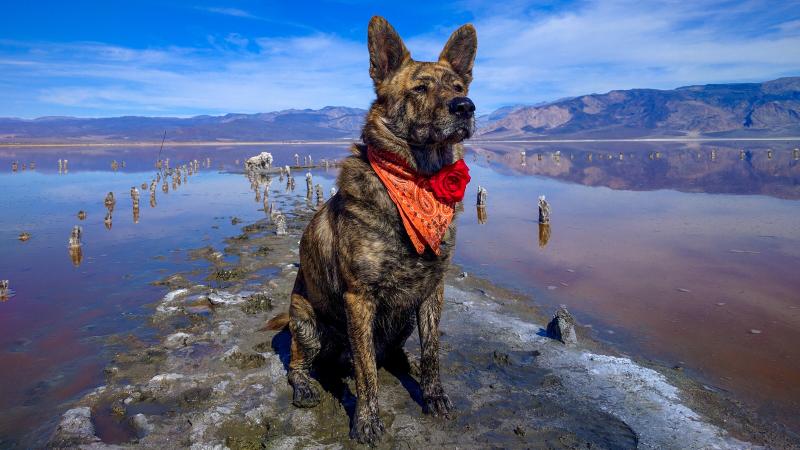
(417, 281, 453, 418)
(344, 291, 384, 444)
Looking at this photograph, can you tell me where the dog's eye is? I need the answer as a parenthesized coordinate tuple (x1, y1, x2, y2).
(453, 84, 464, 93)
(413, 85, 427, 94)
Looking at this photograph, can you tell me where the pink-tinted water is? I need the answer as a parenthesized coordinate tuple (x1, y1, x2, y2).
(0, 141, 798, 445)
(0, 145, 343, 447)
(456, 141, 800, 431)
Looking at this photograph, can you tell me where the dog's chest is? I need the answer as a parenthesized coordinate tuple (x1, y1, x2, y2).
(336, 155, 457, 307)
(365, 211, 455, 309)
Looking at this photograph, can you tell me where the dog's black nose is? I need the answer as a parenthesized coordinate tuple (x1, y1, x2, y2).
(449, 97, 475, 117)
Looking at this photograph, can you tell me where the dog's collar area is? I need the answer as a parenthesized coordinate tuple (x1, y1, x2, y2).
(367, 145, 469, 256)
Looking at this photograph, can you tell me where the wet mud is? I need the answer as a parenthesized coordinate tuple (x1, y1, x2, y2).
(46, 189, 799, 449)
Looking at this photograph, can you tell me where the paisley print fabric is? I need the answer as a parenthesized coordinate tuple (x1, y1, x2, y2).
(367, 146, 458, 256)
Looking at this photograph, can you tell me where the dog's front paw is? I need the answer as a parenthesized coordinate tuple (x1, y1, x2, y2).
(423, 391, 453, 418)
(350, 413, 385, 445)
(290, 377, 321, 408)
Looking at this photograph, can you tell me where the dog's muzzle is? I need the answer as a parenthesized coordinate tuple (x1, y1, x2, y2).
(448, 97, 475, 119)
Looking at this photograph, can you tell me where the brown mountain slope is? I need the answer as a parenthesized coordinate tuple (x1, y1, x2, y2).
(476, 77, 800, 139)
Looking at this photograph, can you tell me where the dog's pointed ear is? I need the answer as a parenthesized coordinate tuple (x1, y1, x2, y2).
(368, 16, 410, 85)
(439, 24, 477, 83)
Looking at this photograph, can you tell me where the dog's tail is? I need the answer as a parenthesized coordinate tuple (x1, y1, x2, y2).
(263, 312, 290, 331)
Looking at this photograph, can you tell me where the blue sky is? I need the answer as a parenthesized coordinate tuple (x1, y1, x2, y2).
(1, 0, 799, 118)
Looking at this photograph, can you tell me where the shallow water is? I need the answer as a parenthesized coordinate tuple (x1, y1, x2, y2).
(456, 141, 800, 431)
(0, 141, 798, 444)
(0, 145, 342, 446)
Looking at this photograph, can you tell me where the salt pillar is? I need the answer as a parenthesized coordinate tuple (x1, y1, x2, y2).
(538, 195, 551, 225)
(476, 186, 487, 206)
(275, 214, 287, 236)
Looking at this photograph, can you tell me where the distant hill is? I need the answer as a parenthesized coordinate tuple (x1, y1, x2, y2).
(2, 77, 798, 143)
(0, 106, 367, 143)
(476, 77, 800, 139)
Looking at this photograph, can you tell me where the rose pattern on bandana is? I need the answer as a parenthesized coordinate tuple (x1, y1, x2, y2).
(429, 159, 471, 203)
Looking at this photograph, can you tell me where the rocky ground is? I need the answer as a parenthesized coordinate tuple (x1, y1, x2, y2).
(46, 189, 799, 449)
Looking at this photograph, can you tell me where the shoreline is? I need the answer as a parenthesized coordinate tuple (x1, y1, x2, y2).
(1, 136, 799, 148)
(40, 188, 797, 449)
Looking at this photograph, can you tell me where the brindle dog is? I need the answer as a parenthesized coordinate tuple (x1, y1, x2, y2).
(267, 16, 477, 445)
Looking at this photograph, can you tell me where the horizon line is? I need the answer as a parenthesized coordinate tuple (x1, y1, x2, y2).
(1, 137, 799, 148)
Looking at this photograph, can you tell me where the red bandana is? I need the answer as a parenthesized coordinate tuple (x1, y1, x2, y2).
(367, 146, 471, 255)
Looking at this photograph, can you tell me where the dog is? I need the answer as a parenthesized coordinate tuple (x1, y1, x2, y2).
(267, 16, 477, 445)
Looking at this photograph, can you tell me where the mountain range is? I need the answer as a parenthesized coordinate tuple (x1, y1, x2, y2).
(1, 77, 798, 143)
(0, 106, 365, 143)
(477, 77, 800, 139)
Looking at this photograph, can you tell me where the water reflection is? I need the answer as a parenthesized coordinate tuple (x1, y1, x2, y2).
(476, 205, 487, 224)
(471, 142, 800, 199)
(68, 226, 83, 267)
(68, 245, 83, 267)
(0, 144, 347, 446)
(537, 223, 551, 248)
(456, 141, 800, 432)
(1, 141, 798, 440)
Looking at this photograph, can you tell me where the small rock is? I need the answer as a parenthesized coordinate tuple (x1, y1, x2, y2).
(513, 425, 526, 436)
(163, 288, 190, 303)
(180, 386, 213, 405)
(131, 413, 155, 436)
(165, 332, 192, 348)
(241, 293, 273, 314)
(49, 407, 100, 446)
(152, 274, 191, 288)
(148, 373, 185, 390)
(111, 403, 126, 417)
(546, 306, 578, 346)
(224, 347, 267, 370)
(211, 268, 245, 282)
(492, 350, 511, 366)
(456, 272, 468, 280)
(207, 291, 244, 306)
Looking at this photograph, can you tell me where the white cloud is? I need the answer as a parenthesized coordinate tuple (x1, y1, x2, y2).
(461, 0, 800, 108)
(0, 0, 798, 117)
(198, 7, 262, 19)
(0, 35, 373, 117)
